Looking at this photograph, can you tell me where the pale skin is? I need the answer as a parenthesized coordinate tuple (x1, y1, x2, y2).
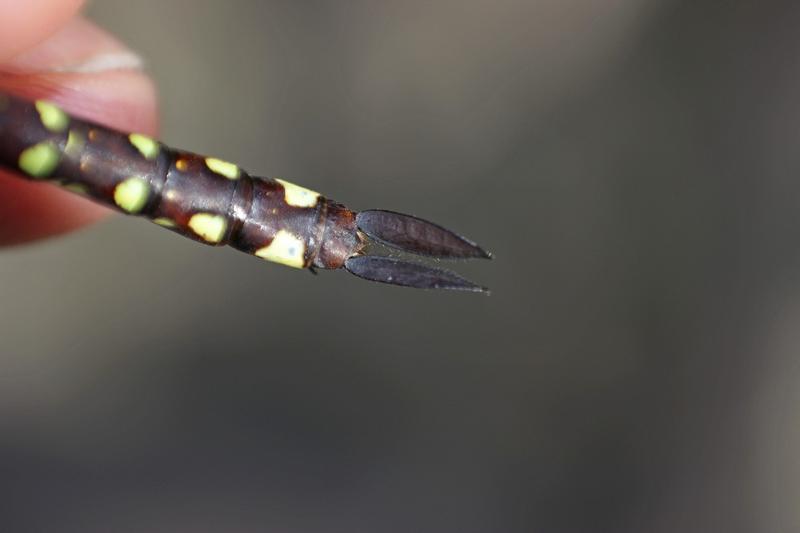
(0, 0, 157, 245)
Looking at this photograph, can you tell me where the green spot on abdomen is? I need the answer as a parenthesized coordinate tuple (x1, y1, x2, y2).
(255, 229, 306, 269)
(65, 130, 85, 158)
(129, 133, 160, 160)
(114, 177, 150, 213)
(275, 178, 320, 208)
(188, 213, 227, 243)
(205, 158, 240, 180)
(35, 100, 69, 132)
(152, 217, 176, 228)
(19, 142, 60, 178)
(63, 183, 89, 195)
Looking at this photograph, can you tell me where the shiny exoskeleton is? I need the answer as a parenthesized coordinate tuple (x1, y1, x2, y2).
(0, 91, 490, 292)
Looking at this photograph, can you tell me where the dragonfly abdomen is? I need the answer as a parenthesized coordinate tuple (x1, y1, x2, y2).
(0, 91, 489, 292)
(0, 92, 359, 270)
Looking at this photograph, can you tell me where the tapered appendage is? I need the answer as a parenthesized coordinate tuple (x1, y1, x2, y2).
(351, 209, 490, 292)
(344, 256, 489, 293)
(356, 210, 491, 259)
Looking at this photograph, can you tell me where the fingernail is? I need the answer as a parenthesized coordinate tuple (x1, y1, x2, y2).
(47, 51, 144, 74)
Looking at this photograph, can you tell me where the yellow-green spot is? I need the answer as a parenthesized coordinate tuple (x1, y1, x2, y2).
(65, 130, 85, 158)
(255, 229, 305, 269)
(276, 178, 319, 208)
(35, 100, 69, 132)
(19, 142, 60, 178)
(188, 213, 227, 243)
(205, 157, 240, 180)
(153, 217, 176, 228)
(63, 183, 89, 195)
(0, 94, 9, 111)
(113, 177, 150, 213)
(129, 133, 160, 160)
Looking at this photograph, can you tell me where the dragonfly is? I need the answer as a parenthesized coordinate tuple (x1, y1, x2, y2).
(0, 92, 490, 292)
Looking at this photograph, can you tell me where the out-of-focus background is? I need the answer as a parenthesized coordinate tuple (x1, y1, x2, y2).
(2, 0, 800, 531)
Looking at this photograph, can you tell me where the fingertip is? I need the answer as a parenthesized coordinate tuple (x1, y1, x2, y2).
(0, 0, 85, 61)
(0, 170, 108, 246)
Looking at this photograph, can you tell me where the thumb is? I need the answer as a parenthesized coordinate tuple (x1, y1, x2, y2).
(0, 0, 85, 61)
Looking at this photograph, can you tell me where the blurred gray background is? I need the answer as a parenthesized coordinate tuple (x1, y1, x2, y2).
(3, 0, 800, 531)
